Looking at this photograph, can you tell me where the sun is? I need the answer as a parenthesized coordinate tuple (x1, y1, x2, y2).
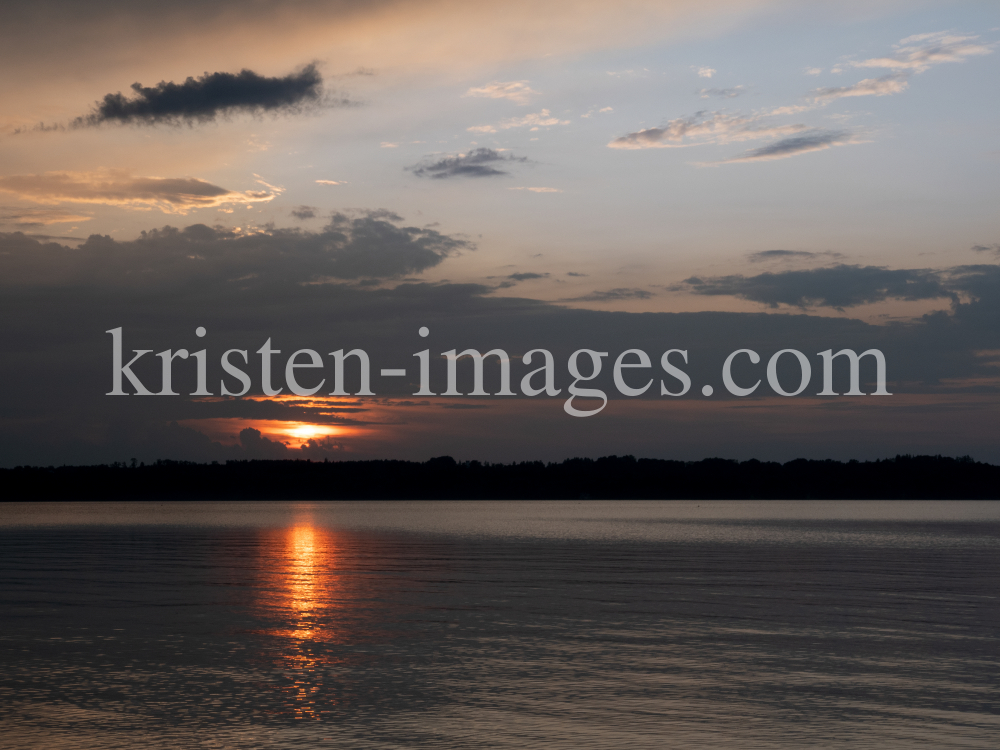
(284, 424, 339, 441)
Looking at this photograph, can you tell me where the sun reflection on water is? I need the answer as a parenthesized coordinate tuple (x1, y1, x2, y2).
(288, 525, 319, 620)
(258, 519, 348, 720)
(252, 517, 438, 721)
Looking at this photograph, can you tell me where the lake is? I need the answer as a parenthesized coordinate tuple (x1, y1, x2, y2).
(1, 500, 998, 748)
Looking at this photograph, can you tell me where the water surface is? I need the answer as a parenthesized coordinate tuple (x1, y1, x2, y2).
(2, 501, 998, 748)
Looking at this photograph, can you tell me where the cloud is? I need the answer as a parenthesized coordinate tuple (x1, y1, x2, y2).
(696, 67, 716, 78)
(608, 110, 808, 150)
(564, 288, 654, 302)
(805, 67, 823, 76)
(566, 272, 588, 277)
(490, 271, 550, 288)
(380, 142, 399, 148)
(699, 86, 744, 99)
(707, 129, 855, 165)
(749, 250, 819, 261)
(765, 104, 814, 116)
(811, 73, 909, 102)
(678, 265, 955, 309)
(508, 186, 561, 193)
(315, 179, 346, 185)
(252, 174, 284, 194)
(464, 81, 538, 105)
(748, 250, 845, 263)
(5, 214, 1000, 465)
(467, 109, 570, 133)
(606, 69, 650, 78)
(972, 243, 1000, 255)
(0, 170, 277, 214)
(0, 211, 473, 286)
(290, 206, 318, 220)
(848, 32, 994, 74)
(17, 233, 87, 241)
(945, 263, 1000, 301)
(612, 33, 991, 163)
(0, 207, 91, 227)
(408, 148, 529, 179)
(72, 65, 328, 127)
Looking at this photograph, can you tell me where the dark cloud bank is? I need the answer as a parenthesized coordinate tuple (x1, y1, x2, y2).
(2, 219, 1000, 466)
(74, 65, 329, 126)
(1, 211, 470, 284)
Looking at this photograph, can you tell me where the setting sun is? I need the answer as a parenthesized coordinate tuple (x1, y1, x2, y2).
(285, 424, 340, 441)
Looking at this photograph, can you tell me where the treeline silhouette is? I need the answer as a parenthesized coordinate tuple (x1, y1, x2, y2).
(3, 454, 998, 500)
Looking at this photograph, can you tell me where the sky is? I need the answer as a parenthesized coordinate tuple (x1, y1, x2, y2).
(1, 0, 998, 466)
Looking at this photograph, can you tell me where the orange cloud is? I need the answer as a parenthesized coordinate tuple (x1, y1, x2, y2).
(0, 170, 276, 214)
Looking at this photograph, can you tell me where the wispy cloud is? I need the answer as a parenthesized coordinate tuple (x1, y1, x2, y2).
(468, 109, 570, 133)
(252, 174, 284, 194)
(811, 73, 909, 102)
(813, 33, 993, 105)
(612, 32, 993, 166)
(765, 104, 815, 116)
(464, 81, 538, 105)
(699, 86, 744, 99)
(606, 69, 648, 78)
(846, 32, 994, 74)
(509, 187, 561, 193)
(677, 264, 954, 309)
(70, 65, 328, 127)
(695, 67, 716, 78)
(408, 148, 529, 179)
(564, 288, 654, 302)
(608, 111, 807, 150)
(315, 179, 346, 185)
(747, 249, 846, 263)
(972, 243, 1000, 255)
(0, 170, 276, 214)
(0, 207, 91, 227)
(8, 232, 88, 242)
(705, 129, 856, 165)
(491, 271, 551, 288)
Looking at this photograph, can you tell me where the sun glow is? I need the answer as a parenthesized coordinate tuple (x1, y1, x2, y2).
(176, 414, 364, 448)
(283, 423, 340, 441)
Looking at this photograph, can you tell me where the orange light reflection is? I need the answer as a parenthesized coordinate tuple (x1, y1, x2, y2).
(255, 519, 347, 720)
(245, 517, 451, 720)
